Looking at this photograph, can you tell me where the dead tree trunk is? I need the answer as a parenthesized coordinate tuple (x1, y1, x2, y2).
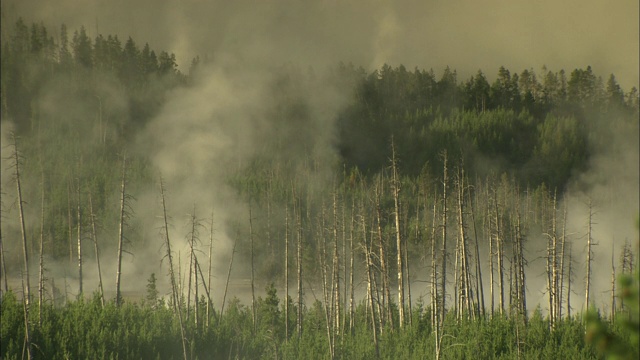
(285, 205, 290, 341)
(362, 210, 380, 358)
(207, 211, 214, 328)
(12, 134, 30, 301)
(611, 250, 616, 321)
(332, 191, 341, 341)
(159, 178, 188, 360)
(455, 168, 473, 319)
(487, 182, 495, 316)
(585, 199, 593, 311)
(68, 182, 73, 264)
(558, 204, 567, 320)
(115, 156, 127, 307)
(12, 134, 32, 359)
(88, 194, 105, 307)
(440, 150, 448, 325)
(77, 179, 83, 296)
(493, 188, 505, 315)
(567, 243, 573, 318)
(38, 173, 46, 325)
(469, 186, 485, 317)
(348, 197, 356, 333)
(514, 207, 527, 319)
(430, 196, 441, 360)
(1, 226, 9, 295)
(220, 232, 238, 323)
(391, 139, 405, 328)
(374, 175, 392, 330)
(249, 202, 257, 334)
(186, 206, 199, 323)
(295, 191, 303, 337)
(318, 201, 334, 359)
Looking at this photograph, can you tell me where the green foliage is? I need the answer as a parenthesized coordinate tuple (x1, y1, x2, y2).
(586, 270, 640, 360)
(3, 287, 634, 359)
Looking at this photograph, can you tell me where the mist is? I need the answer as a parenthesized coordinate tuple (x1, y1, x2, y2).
(3, 0, 638, 89)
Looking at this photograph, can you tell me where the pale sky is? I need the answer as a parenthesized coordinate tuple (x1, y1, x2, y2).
(2, 0, 638, 89)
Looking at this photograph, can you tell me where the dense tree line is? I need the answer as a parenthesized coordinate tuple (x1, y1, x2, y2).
(1, 19, 639, 359)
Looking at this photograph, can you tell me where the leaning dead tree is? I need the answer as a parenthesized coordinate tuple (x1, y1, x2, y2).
(186, 205, 201, 324)
(159, 177, 188, 360)
(219, 231, 238, 325)
(11, 133, 32, 359)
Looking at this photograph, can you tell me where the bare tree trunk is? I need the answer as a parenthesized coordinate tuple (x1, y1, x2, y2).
(115, 156, 127, 307)
(38, 173, 46, 326)
(1, 231, 9, 295)
(557, 204, 567, 320)
(194, 256, 213, 330)
(187, 205, 198, 323)
(567, 243, 573, 318)
(469, 186, 485, 317)
(12, 134, 32, 360)
(487, 183, 494, 316)
(440, 150, 448, 326)
(249, 202, 257, 334)
(455, 168, 473, 319)
(88, 194, 104, 307)
(349, 197, 356, 333)
(77, 179, 83, 296)
(611, 249, 616, 321)
(374, 175, 392, 330)
(362, 210, 380, 358)
(551, 193, 558, 326)
(295, 191, 303, 337)
(22, 276, 33, 360)
(220, 232, 237, 323)
(207, 211, 214, 328)
(159, 178, 188, 360)
(493, 189, 505, 315)
(332, 191, 341, 342)
(515, 208, 527, 319)
(404, 223, 413, 327)
(68, 181, 73, 264)
(318, 201, 334, 359)
(430, 196, 441, 360)
(285, 205, 290, 341)
(585, 199, 593, 311)
(391, 139, 405, 328)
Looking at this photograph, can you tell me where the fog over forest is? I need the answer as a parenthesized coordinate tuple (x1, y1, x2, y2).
(3, 0, 639, 89)
(0, 1, 638, 359)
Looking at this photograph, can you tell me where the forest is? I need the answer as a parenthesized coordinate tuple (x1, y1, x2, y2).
(1, 18, 639, 359)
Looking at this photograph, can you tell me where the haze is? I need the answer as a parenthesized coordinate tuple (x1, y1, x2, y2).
(2, 0, 638, 89)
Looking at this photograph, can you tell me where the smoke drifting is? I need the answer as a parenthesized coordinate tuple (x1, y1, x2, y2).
(1, 0, 638, 313)
(2, 0, 638, 88)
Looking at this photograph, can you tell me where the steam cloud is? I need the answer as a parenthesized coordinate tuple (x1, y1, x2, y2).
(1, 0, 638, 311)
